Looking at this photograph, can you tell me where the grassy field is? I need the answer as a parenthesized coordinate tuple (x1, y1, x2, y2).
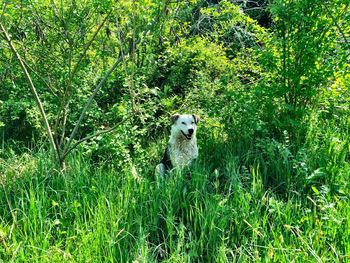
(1, 0, 349, 261)
(0, 117, 349, 262)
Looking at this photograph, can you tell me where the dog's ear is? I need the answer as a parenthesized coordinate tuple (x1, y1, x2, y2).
(192, 114, 200, 124)
(171, 114, 180, 124)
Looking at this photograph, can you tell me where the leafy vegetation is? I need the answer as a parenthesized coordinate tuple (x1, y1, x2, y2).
(1, 0, 349, 261)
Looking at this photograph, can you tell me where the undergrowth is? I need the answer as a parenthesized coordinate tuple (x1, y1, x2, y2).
(0, 115, 349, 262)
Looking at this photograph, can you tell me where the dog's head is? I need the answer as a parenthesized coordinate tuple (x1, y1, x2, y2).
(171, 114, 200, 140)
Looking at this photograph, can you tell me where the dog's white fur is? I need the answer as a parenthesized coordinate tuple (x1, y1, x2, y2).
(156, 114, 199, 175)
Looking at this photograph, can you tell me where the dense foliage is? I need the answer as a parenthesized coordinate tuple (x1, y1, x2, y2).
(1, 0, 349, 261)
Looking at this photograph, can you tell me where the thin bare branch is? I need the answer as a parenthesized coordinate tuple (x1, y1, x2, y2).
(22, 60, 59, 96)
(1, 23, 59, 162)
(52, 8, 112, 147)
(68, 9, 113, 85)
(62, 54, 124, 158)
(62, 2, 167, 161)
(61, 119, 127, 160)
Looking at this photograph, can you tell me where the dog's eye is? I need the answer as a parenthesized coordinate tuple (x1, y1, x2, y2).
(181, 122, 186, 125)
(191, 122, 194, 124)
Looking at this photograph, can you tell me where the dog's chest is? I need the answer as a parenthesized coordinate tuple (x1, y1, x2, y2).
(169, 140, 197, 168)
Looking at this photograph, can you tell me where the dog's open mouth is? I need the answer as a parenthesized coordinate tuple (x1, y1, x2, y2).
(181, 130, 192, 140)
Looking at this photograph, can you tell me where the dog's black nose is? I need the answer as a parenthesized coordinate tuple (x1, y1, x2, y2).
(188, 129, 194, 134)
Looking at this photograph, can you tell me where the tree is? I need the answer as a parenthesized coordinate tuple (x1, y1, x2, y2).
(265, 0, 349, 109)
(0, 0, 169, 168)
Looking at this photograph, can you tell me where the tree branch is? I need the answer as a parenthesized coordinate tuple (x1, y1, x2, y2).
(68, 9, 113, 85)
(62, 2, 167, 161)
(53, 8, 113, 148)
(62, 54, 124, 158)
(1, 23, 59, 162)
(61, 119, 127, 160)
(22, 59, 59, 96)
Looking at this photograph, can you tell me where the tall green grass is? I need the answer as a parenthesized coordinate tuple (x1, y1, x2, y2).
(0, 117, 349, 262)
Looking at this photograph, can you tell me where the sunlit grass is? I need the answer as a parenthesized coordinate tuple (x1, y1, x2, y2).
(0, 119, 349, 262)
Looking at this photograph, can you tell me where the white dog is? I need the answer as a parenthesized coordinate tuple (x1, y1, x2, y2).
(156, 114, 200, 175)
